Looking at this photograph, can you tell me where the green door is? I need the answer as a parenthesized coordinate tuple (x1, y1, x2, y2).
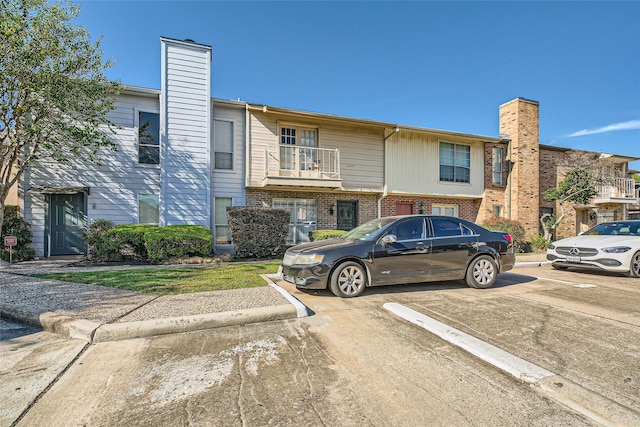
(49, 193, 86, 256)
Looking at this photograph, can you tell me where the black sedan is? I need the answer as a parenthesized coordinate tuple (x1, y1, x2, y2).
(281, 215, 516, 297)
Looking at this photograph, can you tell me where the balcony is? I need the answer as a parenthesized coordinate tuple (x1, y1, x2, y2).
(263, 145, 342, 188)
(593, 178, 638, 204)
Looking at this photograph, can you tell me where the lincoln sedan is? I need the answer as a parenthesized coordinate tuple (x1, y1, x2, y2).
(281, 215, 516, 298)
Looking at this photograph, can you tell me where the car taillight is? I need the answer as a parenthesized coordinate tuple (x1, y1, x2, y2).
(503, 234, 512, 243)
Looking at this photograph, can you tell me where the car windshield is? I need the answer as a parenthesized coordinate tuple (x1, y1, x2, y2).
(582, 221, 640, 236)
(341, 217, 399, 241)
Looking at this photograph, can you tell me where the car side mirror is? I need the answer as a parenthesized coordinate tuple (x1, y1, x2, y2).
(381, 234, 397, 246)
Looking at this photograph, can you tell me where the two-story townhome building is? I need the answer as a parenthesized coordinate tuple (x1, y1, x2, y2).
(14, 37, 639, 258)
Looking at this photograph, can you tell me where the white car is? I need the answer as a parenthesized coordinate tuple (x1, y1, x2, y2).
(547, 220, 640, 277)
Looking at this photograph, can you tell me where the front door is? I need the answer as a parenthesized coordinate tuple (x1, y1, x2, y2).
(49, 193, 86, 256)
(337, 201, 357, 231)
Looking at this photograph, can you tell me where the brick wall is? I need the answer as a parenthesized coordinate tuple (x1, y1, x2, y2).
(499, 98, 540, 239)
(477, 142, 508, 225)
(380, 195, 479, 222)
(246, 189, 378, 229)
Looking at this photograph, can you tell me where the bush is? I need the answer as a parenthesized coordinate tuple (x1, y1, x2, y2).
(309, 229, 347, 241)
(144, 225, 212, 262)
(85, 219, 115, 259)
(529, 235, 550, 253)
(104, 224, 157, 261)
(481, 216, 527, 253)
(1, 206, 35, 262)
(228, 207, 289, 258)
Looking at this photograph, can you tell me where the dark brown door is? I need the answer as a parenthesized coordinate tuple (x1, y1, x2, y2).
(396, 202, 413, 216)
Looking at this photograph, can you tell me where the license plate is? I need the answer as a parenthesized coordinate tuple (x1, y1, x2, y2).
(566, 255, 581, 263)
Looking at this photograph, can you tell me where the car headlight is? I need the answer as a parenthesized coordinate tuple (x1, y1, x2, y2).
(601, 246, 631, 254)
(293, 254, 325, 266)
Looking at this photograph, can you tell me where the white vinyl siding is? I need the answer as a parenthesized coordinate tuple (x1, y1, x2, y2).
(385, 130, 485, 198)
(160, 38, 211, 226)
(22, 93, 162, 257)
(247, 112, 384, 192)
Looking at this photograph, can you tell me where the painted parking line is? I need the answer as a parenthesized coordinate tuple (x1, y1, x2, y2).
(382, 302, 554, 384)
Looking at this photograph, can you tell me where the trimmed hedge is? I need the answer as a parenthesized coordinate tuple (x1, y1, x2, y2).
(309, 229, 347, 241)
(85, 221, 212, 262)
(144, 225, 213, 262)
(227, 207, 289, 258)
(1, 206, 35, 262)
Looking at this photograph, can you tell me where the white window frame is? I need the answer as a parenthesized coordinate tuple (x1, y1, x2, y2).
(214, 120, 234, 170)
(214, 197, 233, 244)
(432, 204, 459, 217)
(439, 142, 471, 184)
(136, 109, 161, 166)
(273, 198, 317, 244)
(137, 193, 159, 225)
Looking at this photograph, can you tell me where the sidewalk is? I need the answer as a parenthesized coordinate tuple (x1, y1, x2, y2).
(0, 253, 547, 342)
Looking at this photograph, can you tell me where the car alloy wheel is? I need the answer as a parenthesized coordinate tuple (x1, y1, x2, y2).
(627, 251, 640, 278)
(330, 261, 367, 298)
(466, 255, 497, 289)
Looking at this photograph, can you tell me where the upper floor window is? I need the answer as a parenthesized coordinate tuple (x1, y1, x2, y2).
(439, 142, 470, 183)
(492, 147, 504, 186)
(214, 120, 234, 170)
(280, 126, 317, 171)
(138, 111, 160, 165)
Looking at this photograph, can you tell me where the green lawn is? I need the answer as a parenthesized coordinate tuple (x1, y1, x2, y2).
(35, 263, 281, 295)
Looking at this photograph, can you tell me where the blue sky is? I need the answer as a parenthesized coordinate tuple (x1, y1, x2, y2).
(76, 1, 640, 170)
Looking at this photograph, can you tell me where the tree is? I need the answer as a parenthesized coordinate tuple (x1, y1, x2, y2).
(0, 0, 124, 230)
(541, 151, 614, 241)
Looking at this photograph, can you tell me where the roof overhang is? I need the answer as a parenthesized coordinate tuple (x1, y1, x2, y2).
(27, 186, 90, 195)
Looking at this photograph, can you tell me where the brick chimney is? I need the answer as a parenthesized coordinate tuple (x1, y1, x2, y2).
(499, 98, 540, 239)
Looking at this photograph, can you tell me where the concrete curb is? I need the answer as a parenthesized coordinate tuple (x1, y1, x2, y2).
(93, 304, 298, 343)
(266, 273, 310, 318)
(383, 302, 640, 426)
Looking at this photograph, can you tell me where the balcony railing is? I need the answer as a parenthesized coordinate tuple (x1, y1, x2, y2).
(594, 177, 637, 203)
(265, 145, 340, 180)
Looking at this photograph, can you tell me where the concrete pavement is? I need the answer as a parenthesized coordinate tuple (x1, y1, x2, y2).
(0, 254, 545, 342)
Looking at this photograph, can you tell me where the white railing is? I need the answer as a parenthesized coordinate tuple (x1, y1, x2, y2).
(265, 145, 340, 179)
(597, 177, 635, 199)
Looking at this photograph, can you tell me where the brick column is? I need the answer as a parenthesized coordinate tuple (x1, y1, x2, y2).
(499, 98, 540, 239)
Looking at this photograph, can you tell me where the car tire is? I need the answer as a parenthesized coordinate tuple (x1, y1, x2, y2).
(625, 251, 640, 278)
(552, 264, 569, 271)
(330, 261, 367, 298)
(465, 255, 498, 289)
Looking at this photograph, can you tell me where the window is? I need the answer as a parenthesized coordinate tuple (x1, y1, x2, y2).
(389, 218, 425, 241)
(432, 204, 458, 217)
(492, 147, 504, 185)
(432, 218, 474, 237)
(439, 142, 470, 183)
(214, 197, 232, 244)
(214, 120, 233, 170)
(273, 198, 317, 244)
(138, 111, 160, 165)
(138, 194, 159, 224)
(280, 126, 317, 170)
(494, 205, 504, 217)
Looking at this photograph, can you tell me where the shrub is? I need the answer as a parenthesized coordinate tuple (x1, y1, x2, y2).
(86, 222, 156, 261)
(85, 219, 115, 259)
(144, 225, 212, 262)
(481, 216, 527, 253)
(529, 235, 550, 252)
(227, 207, 289, 258)
(309, 229, 347, 241)
(1, 206, 35, 262)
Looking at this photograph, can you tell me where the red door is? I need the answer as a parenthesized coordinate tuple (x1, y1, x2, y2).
(396, 202, 414, 216)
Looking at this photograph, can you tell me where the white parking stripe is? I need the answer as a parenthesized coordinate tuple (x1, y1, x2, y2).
(382, 302, 554, 384)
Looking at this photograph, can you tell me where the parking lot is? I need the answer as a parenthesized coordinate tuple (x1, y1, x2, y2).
(4, 265, 639, 426)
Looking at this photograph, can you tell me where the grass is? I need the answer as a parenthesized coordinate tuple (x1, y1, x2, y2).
(35, 263, 281, 295)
